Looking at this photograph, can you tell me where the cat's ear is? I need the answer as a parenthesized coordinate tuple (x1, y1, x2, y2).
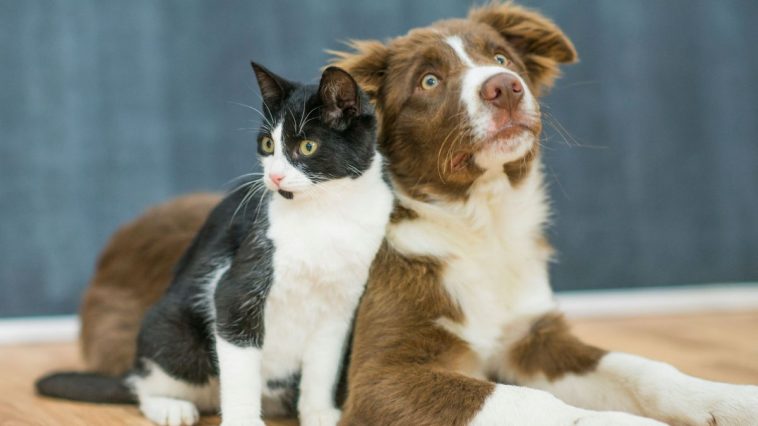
(250, 61, 294, 107)
(327, 40, 389, 100)
(318, 66, 361, 130)
(468, 3, 577, 95)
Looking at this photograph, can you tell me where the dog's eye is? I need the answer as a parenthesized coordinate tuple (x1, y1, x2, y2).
(420, 74, 440, 90)
(494, 54, 509, 65)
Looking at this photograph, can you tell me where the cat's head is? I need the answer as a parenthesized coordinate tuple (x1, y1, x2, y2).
(250, 63, 376, 200)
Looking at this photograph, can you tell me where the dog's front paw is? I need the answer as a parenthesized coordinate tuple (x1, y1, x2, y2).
(688, 383, 758, 426)
(574, 410, 667, 426)
(300, 407, 342, 426)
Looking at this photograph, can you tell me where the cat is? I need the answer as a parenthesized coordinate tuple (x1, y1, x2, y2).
(36, 62, 394, 426)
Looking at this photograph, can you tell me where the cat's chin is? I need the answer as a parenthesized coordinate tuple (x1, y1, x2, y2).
(278, 190, 294, 200)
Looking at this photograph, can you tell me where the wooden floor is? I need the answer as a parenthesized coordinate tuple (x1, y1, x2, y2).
(1, 310, 757, 425)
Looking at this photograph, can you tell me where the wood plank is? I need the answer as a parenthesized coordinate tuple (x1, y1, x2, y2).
(1, 310, 756, 424)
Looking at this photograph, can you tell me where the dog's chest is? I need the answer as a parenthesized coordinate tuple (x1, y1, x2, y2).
(392, 175, 555, 362)
(440, 228, 553, 362)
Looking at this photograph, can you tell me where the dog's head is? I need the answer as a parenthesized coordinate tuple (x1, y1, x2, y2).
(331, 3, 576, 200)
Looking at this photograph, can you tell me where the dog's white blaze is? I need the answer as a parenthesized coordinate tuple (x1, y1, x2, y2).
(445, 35, 538, 169)
(446, 35, 475, 67)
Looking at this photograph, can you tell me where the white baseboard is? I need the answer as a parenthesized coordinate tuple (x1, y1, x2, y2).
(0, 283, 756, 345)
(0, 316, 80, 345)
(557, 283, 758, 318)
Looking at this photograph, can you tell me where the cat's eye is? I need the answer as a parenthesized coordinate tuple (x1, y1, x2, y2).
(299, 140, 319, 156)
(260, 136, 274, 154)
(494, 54, 509, 65)
(420, 74, 440, 90)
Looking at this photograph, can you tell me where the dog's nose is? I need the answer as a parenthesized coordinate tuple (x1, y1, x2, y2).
(479, 73, 524, 111)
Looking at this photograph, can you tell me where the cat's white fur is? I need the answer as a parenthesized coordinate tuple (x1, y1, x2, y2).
(128, 360, 218, 426)
(261, 122, 314, 195)
(215, 338, 264, 426)
(132, 119, 392, 426)
(386, 35, 758, 425)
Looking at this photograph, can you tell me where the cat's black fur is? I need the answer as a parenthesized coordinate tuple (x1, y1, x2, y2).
(37, 63, 379, 417)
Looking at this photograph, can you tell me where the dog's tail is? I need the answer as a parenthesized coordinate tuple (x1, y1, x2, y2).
(35, 371, 136, 404)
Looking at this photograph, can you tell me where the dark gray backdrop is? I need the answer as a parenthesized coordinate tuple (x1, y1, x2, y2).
(2, 1, 756, 317)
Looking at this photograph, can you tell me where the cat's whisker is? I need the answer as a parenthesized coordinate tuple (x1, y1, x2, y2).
(250, 184, 271, 222)
(287, 107, 298, 133)
(229, 101, 275, 130)
(298, 106, 322, 136)
(297, 94, 308, 136)
(230, 180, 264, 225)
(227, 180, 256, 196)
(226, 172, 265, 187)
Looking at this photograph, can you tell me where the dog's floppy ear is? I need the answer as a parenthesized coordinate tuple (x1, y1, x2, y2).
(327, 40, 390, 100)
(469, 2, 577, 94)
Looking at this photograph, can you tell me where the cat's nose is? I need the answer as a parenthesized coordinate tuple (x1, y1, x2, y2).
(269, 173, 284, 187)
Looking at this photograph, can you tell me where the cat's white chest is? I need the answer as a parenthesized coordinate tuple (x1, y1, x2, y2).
(259, 170, 393, 383)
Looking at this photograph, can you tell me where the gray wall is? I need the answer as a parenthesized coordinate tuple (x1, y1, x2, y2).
(1, 1, 756, 317)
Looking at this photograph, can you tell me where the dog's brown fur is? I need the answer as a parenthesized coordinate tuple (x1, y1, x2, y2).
(328, 3, 587, 424)
(508, 313, 606, 381)
(80, 193, 220, 376)
(343, 242, 494, 426)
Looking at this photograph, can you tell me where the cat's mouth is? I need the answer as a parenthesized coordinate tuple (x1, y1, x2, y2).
(278, 190, 294, 200)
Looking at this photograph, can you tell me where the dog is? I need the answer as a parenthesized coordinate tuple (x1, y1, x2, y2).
(76, 3, 758, 425)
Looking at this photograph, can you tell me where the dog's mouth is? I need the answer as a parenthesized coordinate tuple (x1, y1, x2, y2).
(486, 122, 535, 144)
(446, 123, 536, 173)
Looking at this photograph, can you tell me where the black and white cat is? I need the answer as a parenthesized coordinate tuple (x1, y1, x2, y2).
(37, 64, 393, 426)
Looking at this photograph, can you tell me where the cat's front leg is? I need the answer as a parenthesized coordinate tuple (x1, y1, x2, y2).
(298, 318, 351, 426)
(215, 336, 265, 426)
(214, 267, 269, 426)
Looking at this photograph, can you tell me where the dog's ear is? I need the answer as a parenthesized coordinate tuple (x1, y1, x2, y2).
(469, 2, 577, 94)
(250, 61, 294, 107)
(327, 40, 390, 100)
(318, 66, 361, 130)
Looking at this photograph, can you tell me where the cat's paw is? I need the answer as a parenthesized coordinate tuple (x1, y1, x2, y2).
(680, 383, 758, 426)
(573, 411, 666, 426)
(221, 413, 266, 426)
(300, 407, 342, 426)
(219, 420, 265, 426)
(139, 396, 200, 426)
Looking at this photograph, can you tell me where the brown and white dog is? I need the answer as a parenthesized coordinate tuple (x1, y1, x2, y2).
(324, 3, 758, 425)
(78, 3, 758, 425)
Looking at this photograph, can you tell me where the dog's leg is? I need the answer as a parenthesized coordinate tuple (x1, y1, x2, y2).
(501, 312, 758, 425)
(341, 363, 662, 425)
